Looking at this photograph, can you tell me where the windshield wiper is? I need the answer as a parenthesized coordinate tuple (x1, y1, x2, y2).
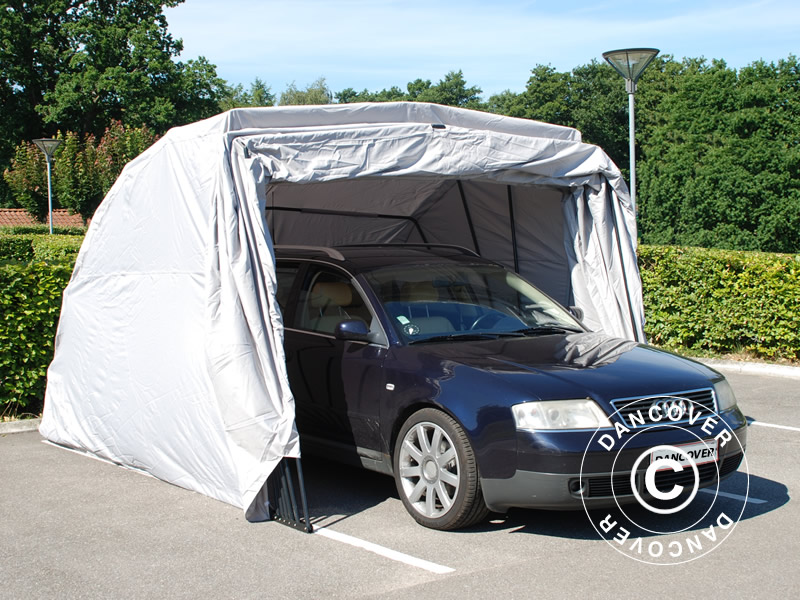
(408, 332, 507, 344)
(513, 325, 582, 336)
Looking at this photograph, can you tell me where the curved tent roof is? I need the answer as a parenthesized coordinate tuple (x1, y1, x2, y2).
(41, 102, 644, 519)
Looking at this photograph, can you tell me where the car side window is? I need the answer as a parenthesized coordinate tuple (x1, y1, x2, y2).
(295, 268, 372, 335)
(275, 263, 300, 313)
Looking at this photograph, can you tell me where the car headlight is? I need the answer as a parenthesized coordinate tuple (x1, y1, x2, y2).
(512, 399, 612, 430)
(714, 379, 738, 411)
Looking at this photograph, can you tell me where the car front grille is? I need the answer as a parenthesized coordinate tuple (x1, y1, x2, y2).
(583, 452, 743, 499)
(718, 452, 743, 478)
(586, 474, 634, 497)
(610, 388, 717, 428)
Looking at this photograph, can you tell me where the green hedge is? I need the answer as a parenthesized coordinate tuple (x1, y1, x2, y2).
(0, 236, 33, 262)
(1, 233, 81, 417)
(0, 233, 84, 263)
(639, 245, 800, 360)
(0, 225, 86, 236)
(1, 261, 74, 417)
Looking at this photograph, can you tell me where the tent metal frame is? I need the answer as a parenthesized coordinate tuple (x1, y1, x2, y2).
(506, 186, 520, 273)
(456, 180, 481, 255)
(267, 206, 429, 243)
(340, 242, 479, 257)
(267, 457, 313, 533)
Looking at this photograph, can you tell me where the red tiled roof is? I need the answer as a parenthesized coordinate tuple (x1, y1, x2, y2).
(0, 208, 86, 228)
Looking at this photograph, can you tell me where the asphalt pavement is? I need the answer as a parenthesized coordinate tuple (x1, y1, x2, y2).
(1, 361, 798, 599)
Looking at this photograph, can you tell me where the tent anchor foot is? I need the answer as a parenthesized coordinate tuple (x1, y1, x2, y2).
(267, 457, 314, 533)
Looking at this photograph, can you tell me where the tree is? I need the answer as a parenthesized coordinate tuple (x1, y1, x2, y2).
(405, 78, 433, 101)
(415, 71, 483, 108)
(482, 54, 800, 253)
(484, 89, 521, 116)
(220, 77, 276, 110)
(335, 85, 406, 104)
(488, 65, 572, 123)
(172, 57, 229, 124)
(53, 131, 104, 223)
(335, 71, 483, 109)
(279, 77, 333, 105)
(94, 120, 158, 199)
(0, 0, 225, 205)
(248, 78, 276, 107)
(0, 0, 69, 205)
(1, 0, 200, 135)
(637, 56, 800, 253)
(3, 121, 159, 222)
(569, 60, 628, 172)
(2, 142, 48, 221)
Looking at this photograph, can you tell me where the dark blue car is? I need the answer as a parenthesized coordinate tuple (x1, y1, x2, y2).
(274, 245, 747, 530)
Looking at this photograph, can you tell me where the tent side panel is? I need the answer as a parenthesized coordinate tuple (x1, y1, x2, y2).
(404, 181, 485, 252)
(456, 180, 516, 269)
(507, 185, 573, 307)
(563, 182, 645, 341)
(41, 133, 248, 510)
(216, 143, 302, 520)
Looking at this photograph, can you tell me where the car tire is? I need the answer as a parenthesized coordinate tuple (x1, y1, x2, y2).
(393, 408, 489, 530)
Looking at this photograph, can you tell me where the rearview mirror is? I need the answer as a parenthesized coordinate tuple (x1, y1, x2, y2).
(334, 319, 371, 342)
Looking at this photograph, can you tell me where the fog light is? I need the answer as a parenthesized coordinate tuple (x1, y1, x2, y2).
(569, 478, 586, 496)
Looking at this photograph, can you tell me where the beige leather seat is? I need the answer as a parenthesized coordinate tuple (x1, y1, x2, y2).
(307, 281, 370, 333)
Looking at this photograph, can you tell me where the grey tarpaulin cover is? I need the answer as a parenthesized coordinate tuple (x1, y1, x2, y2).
(40, 102, 645, 519)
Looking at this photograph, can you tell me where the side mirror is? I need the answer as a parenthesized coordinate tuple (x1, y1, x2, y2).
(568, 306, 584, 322)
(334, 319, 371, 342)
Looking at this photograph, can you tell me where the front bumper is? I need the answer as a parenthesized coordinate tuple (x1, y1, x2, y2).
(481, 414, 748, 513)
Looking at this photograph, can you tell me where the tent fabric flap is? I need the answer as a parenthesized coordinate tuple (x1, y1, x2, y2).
(40, 102, 644, 519)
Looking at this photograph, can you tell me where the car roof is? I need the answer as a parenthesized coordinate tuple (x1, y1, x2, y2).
(273, 244, 494, 271)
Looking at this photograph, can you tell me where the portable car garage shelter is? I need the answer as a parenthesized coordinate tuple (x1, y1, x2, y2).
(40, 102, 645, 520)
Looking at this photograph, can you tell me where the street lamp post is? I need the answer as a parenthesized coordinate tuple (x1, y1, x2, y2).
(602, 48, 659, 210)
(32, 138, 63, 235)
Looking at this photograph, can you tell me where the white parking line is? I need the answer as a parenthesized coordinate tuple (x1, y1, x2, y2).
(749, 420, 800, 433)
(699, 488, 766, 504)
(314, 527, 455, 574)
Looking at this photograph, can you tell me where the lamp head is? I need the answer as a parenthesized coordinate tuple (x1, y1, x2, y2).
(602, 48, 660, 91)
(32, 138, 62, 159)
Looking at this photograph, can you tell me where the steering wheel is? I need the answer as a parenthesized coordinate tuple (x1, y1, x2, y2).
(470, 312, 505, 330)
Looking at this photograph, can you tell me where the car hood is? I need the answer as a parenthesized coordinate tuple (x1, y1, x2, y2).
(406, 331, 722, 403)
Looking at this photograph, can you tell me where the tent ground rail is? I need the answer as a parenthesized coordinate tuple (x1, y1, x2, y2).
(267, 457, 313, 533)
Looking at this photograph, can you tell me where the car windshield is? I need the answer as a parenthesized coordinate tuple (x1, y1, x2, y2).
(364, 262, 583, 343)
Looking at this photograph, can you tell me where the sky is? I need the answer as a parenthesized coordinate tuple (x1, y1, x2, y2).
(163, 0, 800, 99)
